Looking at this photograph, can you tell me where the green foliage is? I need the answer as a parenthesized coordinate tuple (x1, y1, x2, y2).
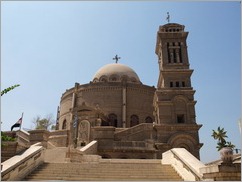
(212, 126, 235, 151)
(1, 132, 16, 142)
(1, 84, 20, 96)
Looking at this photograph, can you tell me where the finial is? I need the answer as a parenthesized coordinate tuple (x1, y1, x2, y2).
(113, 54, 121, 63)
(166, 12, 170, 23)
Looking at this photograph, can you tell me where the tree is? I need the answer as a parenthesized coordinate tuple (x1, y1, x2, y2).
(1, 84, 20, 96)
(32, 114, 55, 130)
(212, 126, 235, 151)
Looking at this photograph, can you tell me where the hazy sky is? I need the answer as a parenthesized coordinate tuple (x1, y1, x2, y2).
(1, 1, 241, 163)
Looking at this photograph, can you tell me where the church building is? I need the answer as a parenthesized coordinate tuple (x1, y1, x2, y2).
(55, 22, 203, 159)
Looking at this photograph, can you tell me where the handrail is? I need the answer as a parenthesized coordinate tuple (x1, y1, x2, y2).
(171, 150, 202, 180)
(162, 148, 205, 181)
(1, 142, 45, 181)
(115, 123, 153, 140)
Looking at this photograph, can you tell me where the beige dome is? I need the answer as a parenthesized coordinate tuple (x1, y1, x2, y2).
(92, 63, 141, 84)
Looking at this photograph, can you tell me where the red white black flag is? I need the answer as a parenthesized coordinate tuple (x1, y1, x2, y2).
(11, 117, 22, 131)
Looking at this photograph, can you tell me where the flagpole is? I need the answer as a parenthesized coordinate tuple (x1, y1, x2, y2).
(20, 112, 24, 130)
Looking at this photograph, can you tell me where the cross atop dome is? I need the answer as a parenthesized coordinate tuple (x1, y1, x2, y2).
(113, 54, 121, 63)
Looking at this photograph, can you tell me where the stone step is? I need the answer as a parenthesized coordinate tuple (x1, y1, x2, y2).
(26, 174, 182, 181)
(30, 171, 177, 177)
(27, 173, 180, 178)
(24, 162, 183, 181)
(34, 168, 174, 172)
(26, 176, 182, 181)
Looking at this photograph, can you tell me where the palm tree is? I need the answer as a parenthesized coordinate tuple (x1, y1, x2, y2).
(212, 126, 228, 143)
(212, 126, 235, 151)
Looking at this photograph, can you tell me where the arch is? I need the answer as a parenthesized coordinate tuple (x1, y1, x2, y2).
(93, 78, 99, 83)
(130, 115, 139, 127)
(77, 120, 91, 147)
(109, 74, 119, 82)
(99, 75, 108, 82)
(121, 75, 129, 82)
(145, 116, 153, 123)
(108, 113, 117, 127)
(130, 77, 137, 83)
(172, 95, 188, 124)
(172, 95, 189, 103)
(176, 143, 191, 151)
(167, 132, 197, 153)
(62, 119, 67, 130)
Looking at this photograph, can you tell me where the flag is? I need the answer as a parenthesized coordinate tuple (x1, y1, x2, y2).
(11, 117, 22, 131)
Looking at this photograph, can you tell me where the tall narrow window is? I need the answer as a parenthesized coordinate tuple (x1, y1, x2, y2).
(173, 49, 177, 63)
(130, 115, 139, 127)
(145, 116, 153, 123)
(176, 81, 179, 87)
(179, 47, 183, 63)
(170, 82, 173, 87)
(167, 44, 171, 63)
(62, 120, 67, 129)
(108, 113, 117, 127)
(182, 81, 185, 87)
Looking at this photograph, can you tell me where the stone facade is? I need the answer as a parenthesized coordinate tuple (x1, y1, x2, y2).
(55, 22, 203, 159)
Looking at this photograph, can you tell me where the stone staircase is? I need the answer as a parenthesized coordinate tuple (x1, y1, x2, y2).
(24, 159, 183, 181)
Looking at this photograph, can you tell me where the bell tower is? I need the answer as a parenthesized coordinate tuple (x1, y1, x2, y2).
(153, 23, 202, 158)
(154, 23, 196, 124)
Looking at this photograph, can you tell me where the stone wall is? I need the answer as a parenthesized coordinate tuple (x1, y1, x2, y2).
(58, 82, 155, 130)
(1, 142, 18, 162)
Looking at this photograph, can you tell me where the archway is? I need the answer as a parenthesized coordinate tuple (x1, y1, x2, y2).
(130, 115, 139, 127)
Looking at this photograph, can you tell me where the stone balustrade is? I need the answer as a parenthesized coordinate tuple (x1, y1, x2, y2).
(1, 142, 45, 181)
(162, 148, 205, 181)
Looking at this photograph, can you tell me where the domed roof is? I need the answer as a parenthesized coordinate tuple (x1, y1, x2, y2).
(92, 63, 141, 84)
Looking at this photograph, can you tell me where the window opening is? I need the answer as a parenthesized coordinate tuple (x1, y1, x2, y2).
(177, 115, 185, 123)
(170, 82, 173, 87)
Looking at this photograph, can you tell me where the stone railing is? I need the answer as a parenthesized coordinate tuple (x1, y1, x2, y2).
(114, 123, 153, 140)
(162, 148, 205, 181)
(1, 142, 45, 181)
(48, 130, 68, 147)
(69, 141, 101, 163)
(16, 130, 30, 148)
(79, 140, 98, 155)
(113, 141, 155, 151)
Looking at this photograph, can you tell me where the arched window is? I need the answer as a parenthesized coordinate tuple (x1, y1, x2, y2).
(145, 116, 153, 123)
(109, 74, 119, 82)
(62, 119, 67, 130)
(174, 98, 187, 123)
(108, 113, 117, 127)
(130, 115, 139, 127)
(100, 76, 108, 82)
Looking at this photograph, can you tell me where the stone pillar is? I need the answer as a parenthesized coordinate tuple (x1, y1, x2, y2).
(29, 130, 49, 148)
(122, 85, 127, 128)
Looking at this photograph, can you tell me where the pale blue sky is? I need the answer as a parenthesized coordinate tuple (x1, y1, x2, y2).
(1, 1, 241, 163)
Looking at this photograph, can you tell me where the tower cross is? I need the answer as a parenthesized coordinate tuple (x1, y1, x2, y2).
(166, 12, 170, 23)
(113, 54, 121, 63)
